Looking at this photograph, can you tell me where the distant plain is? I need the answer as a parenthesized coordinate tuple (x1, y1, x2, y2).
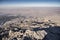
(0, 7, 60, 25)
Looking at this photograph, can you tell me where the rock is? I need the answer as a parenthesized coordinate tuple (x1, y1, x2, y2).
(0, 16, 60, 40)
(36, 30, 47, 40)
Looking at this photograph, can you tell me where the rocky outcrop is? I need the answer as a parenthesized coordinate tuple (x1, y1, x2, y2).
(0, 16, 60, 40)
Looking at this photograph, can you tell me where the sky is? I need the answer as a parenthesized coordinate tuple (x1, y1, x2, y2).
(0, 0, 60, 7)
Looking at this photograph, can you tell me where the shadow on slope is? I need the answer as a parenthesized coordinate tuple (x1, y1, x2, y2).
(33, 26, 60, 40)
(0, 15, 19, 25)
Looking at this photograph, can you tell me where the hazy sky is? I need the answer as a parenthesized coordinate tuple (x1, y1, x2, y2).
(0, 0, 60, 7)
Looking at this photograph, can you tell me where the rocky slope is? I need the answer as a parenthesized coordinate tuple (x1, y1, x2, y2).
(0, 16, 60, 40)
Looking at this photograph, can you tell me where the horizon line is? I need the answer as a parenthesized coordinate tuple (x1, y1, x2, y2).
(0, 3, 60, 8)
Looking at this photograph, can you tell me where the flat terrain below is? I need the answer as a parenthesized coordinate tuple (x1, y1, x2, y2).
(0, 7, 60, 25)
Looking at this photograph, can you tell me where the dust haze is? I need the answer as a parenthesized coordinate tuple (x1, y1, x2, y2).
(0, 7, 60, 17)
(0, 7, 60, 24)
